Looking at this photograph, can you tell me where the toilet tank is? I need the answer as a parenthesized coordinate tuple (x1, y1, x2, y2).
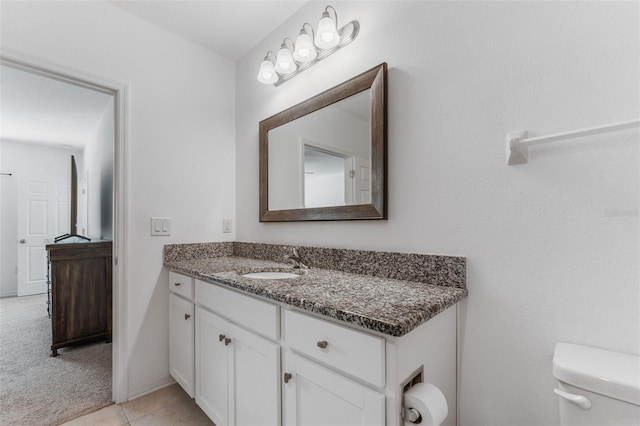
(553, 343, 640, 426)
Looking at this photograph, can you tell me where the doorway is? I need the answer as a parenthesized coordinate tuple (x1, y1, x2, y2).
(0, 63, 115, 423)
(0, 49, 127, 408)
(302, 140, 372, 208)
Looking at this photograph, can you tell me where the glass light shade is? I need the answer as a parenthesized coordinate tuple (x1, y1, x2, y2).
(315, 13, 340, 49)
(274, 47, 297, 74)
(293, 32, 317, 63)
(257, 59, 278, 84)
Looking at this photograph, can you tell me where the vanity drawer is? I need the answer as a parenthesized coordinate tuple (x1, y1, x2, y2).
(284, 309, 385, 388)
(169, 271, 194, 300)
(195, 279, 279, 341)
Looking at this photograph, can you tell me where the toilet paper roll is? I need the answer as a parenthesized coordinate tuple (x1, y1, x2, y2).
(403, 382, 448, 426)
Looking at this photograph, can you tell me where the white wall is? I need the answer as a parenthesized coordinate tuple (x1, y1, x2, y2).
(1, 1, 236, 397)
(83, 97, 114, 240)
(236, 2, 639, 425)
(0, 140, 82, 297)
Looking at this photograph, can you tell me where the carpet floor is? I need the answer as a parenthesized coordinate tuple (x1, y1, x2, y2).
(0, 293, 112, 426)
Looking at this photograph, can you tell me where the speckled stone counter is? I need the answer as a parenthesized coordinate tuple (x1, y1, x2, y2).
(164, 242, 467, 337)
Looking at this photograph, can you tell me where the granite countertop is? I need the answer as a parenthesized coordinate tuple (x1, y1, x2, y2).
(165, 255, 468, 337)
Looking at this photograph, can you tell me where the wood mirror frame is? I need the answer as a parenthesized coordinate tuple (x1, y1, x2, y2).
(259, 62, 387, 222)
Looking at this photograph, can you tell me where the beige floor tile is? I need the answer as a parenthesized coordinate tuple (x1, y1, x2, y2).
(121, 384, 192, 422)
(60, 404, 129, 426)
(128, 395, 214, 426)
(65, 384, 214, 426)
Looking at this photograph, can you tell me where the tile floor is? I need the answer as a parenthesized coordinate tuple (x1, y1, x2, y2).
(60, 383, 214, 426)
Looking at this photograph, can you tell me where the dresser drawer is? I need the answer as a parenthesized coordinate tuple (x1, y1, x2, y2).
(284, 309, 385, 388)
(195, 279, 279, 340)
(169, 271, 194, 300)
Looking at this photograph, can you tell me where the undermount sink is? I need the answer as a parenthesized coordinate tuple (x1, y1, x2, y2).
(242, 271, 300, 279)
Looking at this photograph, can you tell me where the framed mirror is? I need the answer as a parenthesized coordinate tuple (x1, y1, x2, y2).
(259, 63, 387, 222)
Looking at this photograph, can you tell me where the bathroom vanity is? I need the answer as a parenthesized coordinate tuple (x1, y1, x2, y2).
(165, 242, 466, 426)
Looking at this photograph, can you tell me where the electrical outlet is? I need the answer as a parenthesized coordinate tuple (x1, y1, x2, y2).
(223, 219, 232, 233)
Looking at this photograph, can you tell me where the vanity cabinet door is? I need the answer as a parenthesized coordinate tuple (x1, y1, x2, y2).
(230, 323, 280, 426)
(195, 306, 230, 426)
(283, 351, 385, 426)
(169, 293, 194, 397)
(195, 305, 280, 426)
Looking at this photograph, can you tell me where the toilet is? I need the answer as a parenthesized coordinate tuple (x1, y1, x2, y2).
(553, 342, 640, 426)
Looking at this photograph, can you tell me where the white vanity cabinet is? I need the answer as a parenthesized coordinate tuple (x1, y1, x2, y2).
(168, 272, 195, 397)
(282, 304, 457, 426)
(283, 350, 385, 425)
(169, 271, 458, 426)
(194, 279, 281, 426)
(283, 309, 386, 425)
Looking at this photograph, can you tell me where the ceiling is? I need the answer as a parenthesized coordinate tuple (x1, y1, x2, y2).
(0, 65, 113, 149)
(0, 1, 309, 149)
(108, 0, 309, 61)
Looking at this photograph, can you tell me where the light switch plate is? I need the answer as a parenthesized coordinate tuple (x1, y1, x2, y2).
(151, 217, 171, 236)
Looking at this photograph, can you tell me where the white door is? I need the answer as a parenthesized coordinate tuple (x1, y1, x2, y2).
(195, 306, 230, 426)
(169, 293, 195, 397)
(230, 323, 280, 426)
(283, 351, 385, 426)
(17, 176, 69, 296)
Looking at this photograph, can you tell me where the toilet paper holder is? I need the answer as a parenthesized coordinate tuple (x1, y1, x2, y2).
(401, 366, 425, 424)
(402, 406, 422, 423)
(400, 367, 449, 426)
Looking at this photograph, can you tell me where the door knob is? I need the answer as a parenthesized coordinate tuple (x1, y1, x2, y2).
(224, 337, 232, 346)
(19, 239, 26, 244)
(184, 314, 191, 320)
(219, 334, 226, 342)
(283, 372, 292, 383)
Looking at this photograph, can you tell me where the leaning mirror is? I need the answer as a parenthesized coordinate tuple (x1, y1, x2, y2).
(259, 63, 387, 221)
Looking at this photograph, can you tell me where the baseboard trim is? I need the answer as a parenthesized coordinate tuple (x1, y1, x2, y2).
(127, 375, 176, 401)
(0, 291, 18, 298)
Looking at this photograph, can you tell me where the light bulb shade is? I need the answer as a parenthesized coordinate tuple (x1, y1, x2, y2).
(257, 59, 278, 84)
(293, 32, 317, 63)
(274, 47, 297, 74)
(315, 14, 340, 49)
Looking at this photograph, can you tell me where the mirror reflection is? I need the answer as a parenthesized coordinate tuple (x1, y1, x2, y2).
(259, 62, 386, 222)
(268, 90, 371, 211)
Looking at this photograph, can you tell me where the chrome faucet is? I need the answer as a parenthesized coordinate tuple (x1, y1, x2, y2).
(285, 247, 309, 269)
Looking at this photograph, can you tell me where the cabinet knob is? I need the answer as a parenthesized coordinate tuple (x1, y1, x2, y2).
(219, 334, 226, 342)
(283, 372, 292, 384)
(317, 340, 328, 349)
(174, 282, 181, 286)
(184, 313, 191, 320)
(224, 337, 232, 346)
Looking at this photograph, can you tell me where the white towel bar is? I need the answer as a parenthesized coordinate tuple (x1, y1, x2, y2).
(506, 119, 640, 165)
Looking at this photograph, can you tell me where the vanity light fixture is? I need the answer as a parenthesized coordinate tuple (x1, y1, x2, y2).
(257, 51, 278, 84)
(315, 6, 340, 49)
(256, 4, 359, 86)
(293, 23, 317, 63)
(274, 38, 297, 74)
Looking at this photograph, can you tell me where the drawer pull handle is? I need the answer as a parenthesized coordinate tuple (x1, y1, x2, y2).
(219, 334, 226, 342)
(184, 314, 191, 320)
(283, 372, 292, 384)
(174, 282, 181, 286)
(224, 337, 232, 346)
(317, 340, 328, 349)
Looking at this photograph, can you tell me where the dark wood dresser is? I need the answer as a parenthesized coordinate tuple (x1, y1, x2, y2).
(46, 240, 112, 356)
